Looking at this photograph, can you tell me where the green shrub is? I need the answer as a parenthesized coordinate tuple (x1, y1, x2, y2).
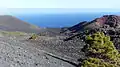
(29, 34, 38, 40)
(82, 58, 116, 67)
(81, 32, 120, 67)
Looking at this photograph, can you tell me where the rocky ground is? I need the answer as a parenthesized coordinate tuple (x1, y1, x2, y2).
(0, 32, 76, 67)
(28, 35, 86, 65)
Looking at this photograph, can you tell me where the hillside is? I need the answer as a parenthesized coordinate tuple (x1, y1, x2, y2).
(28, 15, 120, 66)
(0, 15, 43, 33)
(61, 15, 120, 36)
(1, 15, 120, 67)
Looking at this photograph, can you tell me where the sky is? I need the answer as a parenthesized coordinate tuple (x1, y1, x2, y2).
(0, 0, 119, 8)
(0, 0, 119, 15)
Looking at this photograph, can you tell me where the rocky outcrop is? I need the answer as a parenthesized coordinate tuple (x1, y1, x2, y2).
(61, 15, 120, 34)
(61, 15, 120, 51)
(95, 15, 120, 28)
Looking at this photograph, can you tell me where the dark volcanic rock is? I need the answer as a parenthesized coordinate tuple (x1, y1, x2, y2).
(60, 15, 120, 51)
(61, 15, 120, 34)
(29, 35, 86, 65)
(61, 21, 88, 33)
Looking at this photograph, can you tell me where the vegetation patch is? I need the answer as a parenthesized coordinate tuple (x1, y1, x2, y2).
(81, 32, 120, 67)
(0, 31, 27, 36)
(29, 34, 39, 40)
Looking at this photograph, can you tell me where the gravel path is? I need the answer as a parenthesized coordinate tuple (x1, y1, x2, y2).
(0, 36, 74, 67)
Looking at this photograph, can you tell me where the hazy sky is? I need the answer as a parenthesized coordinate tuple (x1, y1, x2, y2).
(0, 0, 119, 15)
(0, 0, 119, 8)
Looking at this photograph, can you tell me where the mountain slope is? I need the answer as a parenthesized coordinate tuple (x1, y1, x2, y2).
(0, 15, 42, 33)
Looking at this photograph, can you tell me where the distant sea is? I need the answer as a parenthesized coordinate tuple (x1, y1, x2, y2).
(14, 12, 120, 28)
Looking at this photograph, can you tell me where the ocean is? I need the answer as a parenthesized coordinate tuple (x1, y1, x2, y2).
(14, 12, 120, 28)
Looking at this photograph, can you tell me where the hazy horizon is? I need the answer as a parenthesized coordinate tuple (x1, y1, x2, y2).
(6, 8, 120, 16)
(0, 0, 119, 8)
(0, 0, 118, 15)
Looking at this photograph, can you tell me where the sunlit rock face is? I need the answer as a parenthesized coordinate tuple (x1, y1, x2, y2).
(96, 15, 120, 28)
